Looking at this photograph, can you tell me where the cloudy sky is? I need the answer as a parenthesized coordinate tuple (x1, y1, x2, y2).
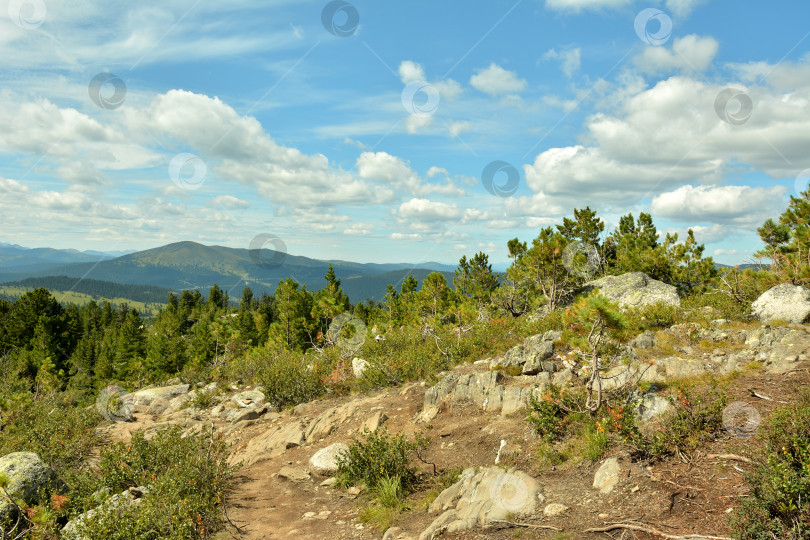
(1, 0, 809, 267)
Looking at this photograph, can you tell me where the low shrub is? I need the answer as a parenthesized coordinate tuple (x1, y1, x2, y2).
(336, 427, 429, 492)
(730, 390, 810, 539)
(256, 348, 330, 408)
(74, 426, 239, 539)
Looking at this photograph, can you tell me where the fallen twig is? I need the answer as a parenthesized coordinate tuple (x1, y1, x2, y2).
(490, 520, 561, 531)
(707, 453, 752, 463)
(584, 522, 734, 539)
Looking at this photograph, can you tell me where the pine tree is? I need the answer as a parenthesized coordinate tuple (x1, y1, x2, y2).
(756, 190, 810, 284)
(454, 252, 499, 308)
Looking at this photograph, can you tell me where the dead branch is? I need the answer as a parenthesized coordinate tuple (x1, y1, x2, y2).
(584, 522, 734, 539)
(707, 453, 752, 463)
(489, 520, 561, 531)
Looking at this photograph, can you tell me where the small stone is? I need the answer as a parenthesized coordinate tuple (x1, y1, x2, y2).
(320, 477, 338, 487)
(630, 485, 640, 493)
(598, 513, 609, 519)
(347, 486, 363, 496)
(543, 503, 568, 516)
(593, 458, 621, 494)
(303, 511, 316, 519)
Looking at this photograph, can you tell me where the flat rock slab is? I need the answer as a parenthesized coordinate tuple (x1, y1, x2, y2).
(127, 384, 190, 406)
(583, 272, 680, 308)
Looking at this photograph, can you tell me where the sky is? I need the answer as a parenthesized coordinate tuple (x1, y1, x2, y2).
(1, 0, 809, 267)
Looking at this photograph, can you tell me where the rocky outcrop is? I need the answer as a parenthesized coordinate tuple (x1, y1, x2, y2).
(752, 284, 810, 324)
(583, 272, 680, 308)
(0, 452, 65, 521)
(490, 331, 559, 375)
(126, 384, 190, 406)
(420, 467, 542, 540)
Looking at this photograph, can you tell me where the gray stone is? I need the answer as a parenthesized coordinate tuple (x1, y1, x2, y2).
(636, 395, 672, 422)
(62, 486, 149, 539)
(277, 466, 310, 483)
(309, 443, 350, 476)
(583, 272, 680, 308)
(593, 458, 621, 494)
(126, 384, 190, 406)
(752, 284, 810, 324)
(421, 467, 542, 540)
(0, 452, 65, 521)
(362, 411, 387, 432)
(543, 503, 568, 516)
(631, 330, 656, 349)
(232, 389, 266, 408)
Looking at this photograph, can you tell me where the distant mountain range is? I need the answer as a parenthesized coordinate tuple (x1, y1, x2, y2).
(0, 241, 458, 302)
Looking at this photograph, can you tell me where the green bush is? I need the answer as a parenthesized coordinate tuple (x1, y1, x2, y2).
(336, 428, 429, 492)
(256, 348, 330, 408)
(74, 426, 239, 539)
(730, 391, 810, 539)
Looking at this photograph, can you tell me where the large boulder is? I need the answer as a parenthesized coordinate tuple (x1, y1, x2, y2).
(583, 272, 680, 308)
(420, 467, 542, 539)
(309, 443, 350, 476)
(126, 384, 190, 406)
(0, 453, 65, 521)
(61, 486, 148, 539)
(751, 284, 810, 324)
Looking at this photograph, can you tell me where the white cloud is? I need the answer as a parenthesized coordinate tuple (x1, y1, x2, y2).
(398, 60, 425, 84)
(433, 79, 464, 101)
(405, 114, 432, 134)
(545, 0, 631, 11)
(544, 48, 581, 77)
(651, 184, 787, 225)
(390, 232, 422, 241)
(665, 0, 707, 17)
(356, 152, 465, 197)
(344, 223, 373, 236)
(398, 198, 462, 222)
(470, 63, 527, 96)
(207, 195, 250, 209)
(635, 35, 719, 74)
(448, 121, 472, 138)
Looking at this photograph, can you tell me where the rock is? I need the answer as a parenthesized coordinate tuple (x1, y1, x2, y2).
(421, 467, 542, 540)
(232, 389, 266, 408)
(229, 420, 308, 466)
(631, 330, 656, 349)
(146, 398, 170, 416)
(552, 368, 574, 387)
(383, 527, 416, 540)
(62, 486, 149, 539)
(752, 284, 810, 324)
(228, 404, 270, 424)
(0, 453, 65, 521)
(309, 443, 350, 476)
(543, 503, 568, 516)
(636, 394, 672, 422)
(127, 384, 190, 406)
(583, 272, 680, 308)
(320, 477, 338, 487)
(593, 458, 621, 494)
(491, 334, 555, 374)
(277, 466, 311, 483)
(363, 411, 387, 432)
(352, 357, 369, 378)
(347, 485, 363, 496)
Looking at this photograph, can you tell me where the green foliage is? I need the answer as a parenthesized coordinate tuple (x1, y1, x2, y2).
(336, 428, 429, 492)
(256, 347, 329, 407)
(454, 252, 499, 308)
(730, 391, 810, 539)
(75, 426, 238, 539)
(756, 189, 810, 285)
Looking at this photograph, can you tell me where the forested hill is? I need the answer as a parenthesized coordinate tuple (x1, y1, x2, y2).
(0, 276, 172, 305)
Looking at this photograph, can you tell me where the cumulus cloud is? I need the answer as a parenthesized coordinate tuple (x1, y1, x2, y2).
(398, 198, 462, 222)
(635, 35, 719, 74)
(470, 63, 527, 96)
(650, 184, 787, 225)
(207, 195, 250, 209)
(398, 60, 425, 83)
(544, 48, 581, 77)
(665, 0, 707, 17)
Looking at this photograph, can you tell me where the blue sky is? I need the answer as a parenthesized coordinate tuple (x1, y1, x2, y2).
(1, 0, 809, 267)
